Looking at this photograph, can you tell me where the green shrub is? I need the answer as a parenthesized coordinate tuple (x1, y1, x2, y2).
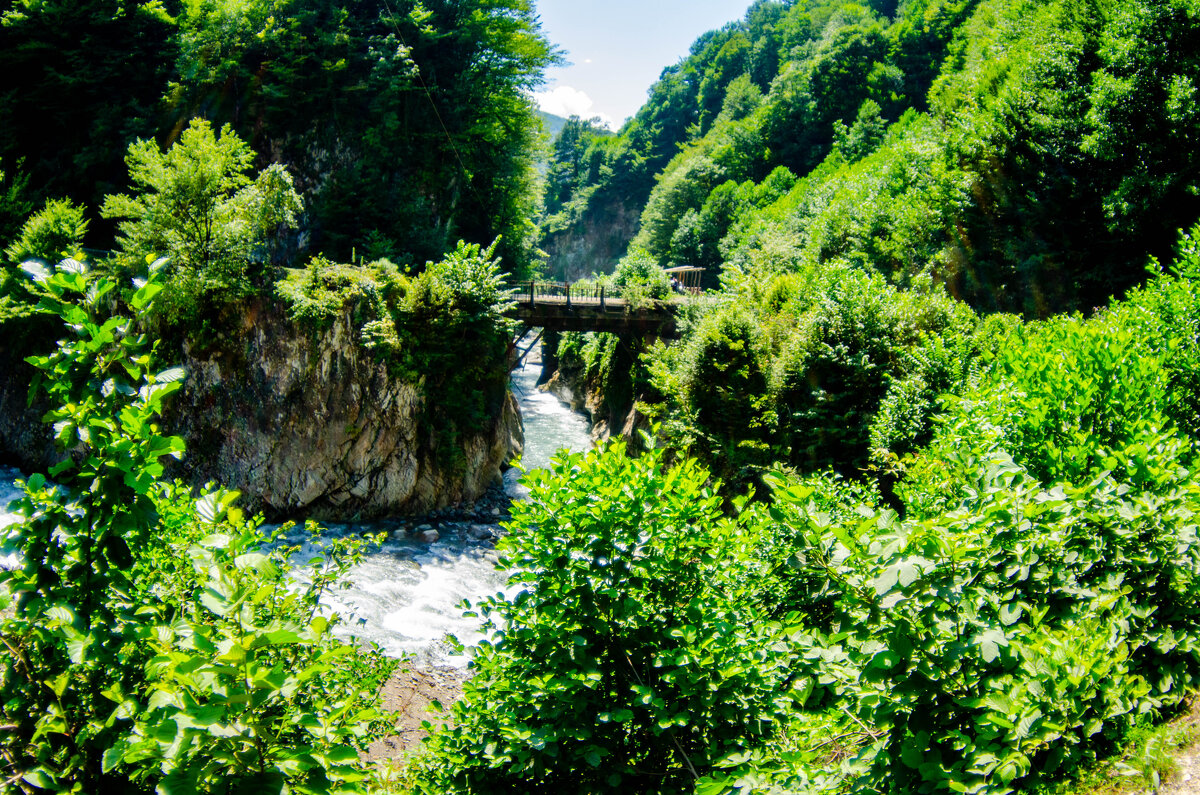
(902, 311, 1179, 517)
(0, 255, 391, 793)
(362, 240, 516, 463)
(414, 438, 796, 793)
(682, 304, 775, 477)
(101, 118, 303, 330)
(0, 159, 33, 251)
(3, 197, 88, 266)
(277, 255, 392, 330)
(0, 198, 90, 323)
(749, 423, 1200, 793)
(613, 246, 670, 304)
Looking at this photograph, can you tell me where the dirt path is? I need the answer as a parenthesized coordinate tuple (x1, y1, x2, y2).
(1163, 709, 1200, 794)
(1153, 700, 1200, 794)
(366, 666, 468, 763)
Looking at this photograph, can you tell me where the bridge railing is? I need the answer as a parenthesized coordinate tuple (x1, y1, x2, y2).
(522, 281, 617, 309)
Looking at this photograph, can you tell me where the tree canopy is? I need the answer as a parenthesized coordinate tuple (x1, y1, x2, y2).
(0, 0, 556, 274)
(541, 0, 1200, 315)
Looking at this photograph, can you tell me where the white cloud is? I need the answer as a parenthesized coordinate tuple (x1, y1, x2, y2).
(533, 85, 613, 129)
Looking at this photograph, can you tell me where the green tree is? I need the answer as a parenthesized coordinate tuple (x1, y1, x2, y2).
(1, 197, 89, 322)
(0, 159, 33, 249)
(416, 439, 793, 793)
(1083, 0, 1200, 270)
(543, 115, 611, 218)
(833, 98, 887, 162)
(0, 0, 176, 214)
(612, 246, 670, 302)
(4, 198, 89, 266)
(101, 118, 302, 324)
(0, 254, 391, 793)
(682, 306, 775, 477)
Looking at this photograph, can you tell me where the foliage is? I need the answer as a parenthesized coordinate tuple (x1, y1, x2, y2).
(280, 240, 515, 465)
(547, 0, 1200, 315)
(101, 118, 303, 330)
(0, 198, 90, 323)
(0, 159, 33, 250)
(401, 239, 515, 320)
(0, 0, 555, 274)
(166, 0, 555, 272)
(0, 255, 391, 792)
(701, 269, 1200, 792)
(414, 438, 796, 793)
(277, 256, 401, 331)
(749, 431, 1200, 793)
(0, 0, 176, 214)
(678, 304, 775, 480)
(612, 246, 670, 305)
(643, 265, 977, 485)
(1119, 224, 1200, 441)
(4, 198, 89, 266)
(420, 259, 1200, 793)
(117, 497, 392, 795)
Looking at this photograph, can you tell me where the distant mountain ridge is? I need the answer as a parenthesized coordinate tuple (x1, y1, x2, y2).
(536, 110, 570, 140)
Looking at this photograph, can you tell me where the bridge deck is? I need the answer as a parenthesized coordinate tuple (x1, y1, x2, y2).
(508, 284, 684, 336)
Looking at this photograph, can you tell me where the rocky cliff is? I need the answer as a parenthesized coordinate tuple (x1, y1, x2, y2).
(0, 302, 523, 520)
(539, 331, 647, 443)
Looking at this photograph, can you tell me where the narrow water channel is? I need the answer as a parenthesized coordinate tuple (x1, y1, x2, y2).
(0, 348, 593, 668)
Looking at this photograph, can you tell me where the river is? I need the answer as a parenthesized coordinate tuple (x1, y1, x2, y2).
(0, 350, 593, 668)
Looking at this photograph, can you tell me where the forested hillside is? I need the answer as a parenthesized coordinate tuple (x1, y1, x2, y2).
(0, 3, 551, 791)
(544, 0, 1200, 314)
(0, 0, 554, 271)
(515, 6, 1200, 787)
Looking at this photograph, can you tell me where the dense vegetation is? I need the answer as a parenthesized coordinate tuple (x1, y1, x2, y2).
(0, 257, 395, 792)
(1, 101, 518, 472)
(440, 0, 1200, 791)
(543, 0, 1200, 314)
(547, 0, 1200, 487)
(409, 232, 1200, 793)
(0, 0, 554, 271)
(4, 0, 1200, 791)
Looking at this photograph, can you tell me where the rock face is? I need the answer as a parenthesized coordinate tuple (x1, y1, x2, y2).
(539, 333, 647, 443)
(0, 302, 523, 521)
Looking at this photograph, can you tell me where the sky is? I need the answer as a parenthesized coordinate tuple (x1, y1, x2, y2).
(531, 0, 754, 130)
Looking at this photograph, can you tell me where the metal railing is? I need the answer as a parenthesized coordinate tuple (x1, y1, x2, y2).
(523, 281, 616, 310)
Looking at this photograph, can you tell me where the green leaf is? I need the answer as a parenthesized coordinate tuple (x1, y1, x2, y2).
(200, 588, 231, 617)
(22, 769, 57, 789)
(66, 634, 93, 664)
(20, 260, 51, 283)
(999, 604, 1023, 626)
(978, 630, 1008, 663)
(102, 740, 128, 773)
(695, 779, 733, 795)
(155, 366, 186, 383)
(872, 564, 900, 596)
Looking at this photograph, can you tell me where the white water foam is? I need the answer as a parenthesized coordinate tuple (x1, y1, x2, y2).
(0, 466, 25, 571)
